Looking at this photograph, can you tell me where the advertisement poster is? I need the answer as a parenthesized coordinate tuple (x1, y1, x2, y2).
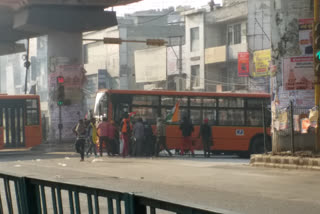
(49, 65, 84, 88)
(283, 57, 314, 91)
(299, 19, 313, 56)
(253, 49, 271, 77)
(238, 52, 249, 77)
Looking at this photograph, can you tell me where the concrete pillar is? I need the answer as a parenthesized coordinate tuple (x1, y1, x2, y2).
(47, 32, 84, 143)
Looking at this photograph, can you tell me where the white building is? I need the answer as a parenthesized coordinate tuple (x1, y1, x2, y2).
(182, 0, 271, 92)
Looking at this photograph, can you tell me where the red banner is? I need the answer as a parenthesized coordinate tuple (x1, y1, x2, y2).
(238, 52, 249, 77)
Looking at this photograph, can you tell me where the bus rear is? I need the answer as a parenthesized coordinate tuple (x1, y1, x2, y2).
(0, 95, 42, 149)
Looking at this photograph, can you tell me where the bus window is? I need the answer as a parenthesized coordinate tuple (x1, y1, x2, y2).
(0, 108, 2, 127)
(132, 107, 158, 124)
(132, 95, 159, 106)
(247, 99, 264, 108)
(219, 109, 245, 126)
(203, 109, 216, 125)
(161, 96, 187, 107)
(161, 108, 187, 124)
(161, 96, 175, 106)
(203, 98, 216, 107)
(26, 99, 39, 126)
(190, 109, 201, 125)
(219, 98, 244, 108)
(190, 98, 202, 107)
(247, 110, 262, 126)
(177, 97, 188, 107)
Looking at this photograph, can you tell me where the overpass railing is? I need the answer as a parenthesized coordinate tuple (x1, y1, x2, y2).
(0, 173, 224, 214)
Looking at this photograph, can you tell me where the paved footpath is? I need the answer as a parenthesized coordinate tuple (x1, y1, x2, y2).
(0, 152, 320, 214)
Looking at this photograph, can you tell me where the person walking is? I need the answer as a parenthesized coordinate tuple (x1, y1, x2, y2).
(97, 117, 109, 157)
(155, 117, 172, 157)
(120, 112, 132, 157)
(72, 119, 87, 161)
(179, 116, 194, 156)
(199, 118, 213, 158)
(144, 120, 154, 156)
(133, 118, 145, 156)
(106, 120, 117, 155)
(86, 118, 98, 158)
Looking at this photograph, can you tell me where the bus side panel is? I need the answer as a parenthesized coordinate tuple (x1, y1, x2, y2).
(165, 125, 203, 150)
(25, 126, 42, 148)
(0, 127, 4, 149)
(211, 127, 265, 151)
(165, 125, 267, 152)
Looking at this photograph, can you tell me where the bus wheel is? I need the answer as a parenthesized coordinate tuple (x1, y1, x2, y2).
(250, 137, 265, 155)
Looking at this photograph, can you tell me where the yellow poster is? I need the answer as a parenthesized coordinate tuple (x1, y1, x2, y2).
(253, 49, 271, 77)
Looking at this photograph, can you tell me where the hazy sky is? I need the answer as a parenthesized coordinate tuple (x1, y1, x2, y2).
(113, 0, 223, 16)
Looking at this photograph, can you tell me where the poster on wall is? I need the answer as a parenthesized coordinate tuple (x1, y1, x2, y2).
(238, 52, 249, 77)
(253, 49, 271, 77)
(283, 56, 314, 91)
(299, 18, 313, 56)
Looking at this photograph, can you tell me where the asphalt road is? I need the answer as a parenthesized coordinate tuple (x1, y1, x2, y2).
(0, 152, 319, 214)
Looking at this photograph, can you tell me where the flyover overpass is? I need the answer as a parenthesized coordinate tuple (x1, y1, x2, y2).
(0, 0, 141, 55)
(0, 0, 142, 142)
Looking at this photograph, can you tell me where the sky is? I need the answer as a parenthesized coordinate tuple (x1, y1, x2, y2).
(113, 0, 223, 16)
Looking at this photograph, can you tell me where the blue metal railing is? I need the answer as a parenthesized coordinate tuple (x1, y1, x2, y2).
(0, 173, 224, 214)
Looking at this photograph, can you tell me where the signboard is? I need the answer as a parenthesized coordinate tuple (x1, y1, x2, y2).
(135, 46, 167, 83)
(49, 65, 84, 88)
(238, 52, 249, 77)
(253, 49, 271, 77)
(236, 129, 244, 136)
(299, 18, 313, 56)
(283, 57, 314, 91)
(205, 46, 226, 64)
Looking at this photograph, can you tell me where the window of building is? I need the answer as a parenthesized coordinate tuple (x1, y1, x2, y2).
(234, 24, 241, 44)
(191, 65, 200, 89)
(190, 27, 200, 52)
(227, 24, 242, 45)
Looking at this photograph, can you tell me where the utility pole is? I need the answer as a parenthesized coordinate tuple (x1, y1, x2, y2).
(313, 0, 320, 152)
(24, 38, 31, 94)
(178, 36, 183, 91)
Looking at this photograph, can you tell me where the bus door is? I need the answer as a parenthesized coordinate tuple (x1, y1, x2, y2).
(0, 100, 25, 148)
(111, 94, 132, 123)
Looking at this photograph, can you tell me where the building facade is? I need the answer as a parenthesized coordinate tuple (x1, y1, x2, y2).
(182, 0, 271, 93)
(83, 8, 185, 111)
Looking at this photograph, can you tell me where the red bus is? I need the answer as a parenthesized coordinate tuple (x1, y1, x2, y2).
(0, 95, 42, 149)
(94, 90, 271, 156)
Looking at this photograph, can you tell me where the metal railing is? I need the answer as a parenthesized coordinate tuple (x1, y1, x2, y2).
(0, 173, 224, 214)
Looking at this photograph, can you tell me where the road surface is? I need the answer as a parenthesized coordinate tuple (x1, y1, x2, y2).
(0, 152, 319, 214)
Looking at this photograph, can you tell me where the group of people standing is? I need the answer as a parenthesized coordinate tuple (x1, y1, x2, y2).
(72, 112, 213, 161)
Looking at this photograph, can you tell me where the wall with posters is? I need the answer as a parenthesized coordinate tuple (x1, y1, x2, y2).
(270, 0, 315, 152)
